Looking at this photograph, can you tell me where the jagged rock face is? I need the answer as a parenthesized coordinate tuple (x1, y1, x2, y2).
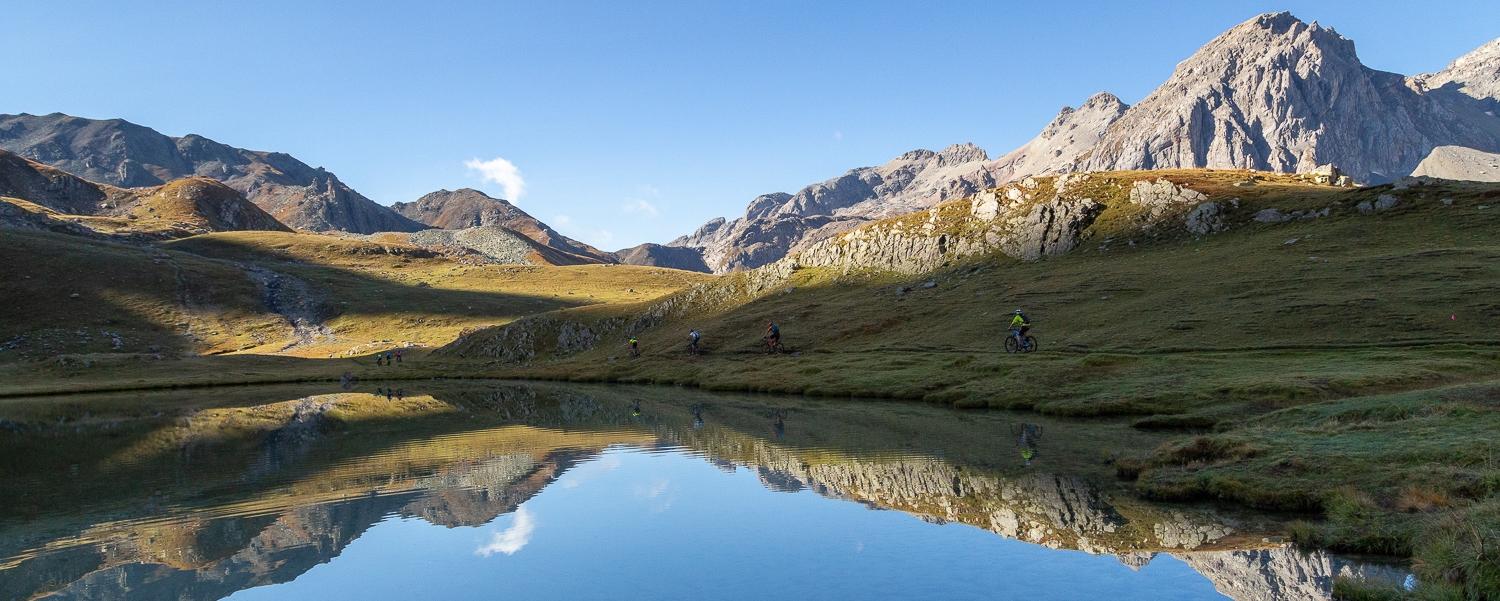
(393, 188, 613, 263)
(1411, 145, 1500, 181)
(1411, 37, 1500, 102)
(790, 174, 1126, 274)
(989, 92, 1129, 181)
(1077, 13, 1500, 182)
(670, 143, 1004, 273)
(612, 242, 712, 272)
(0, 113, 422, 233)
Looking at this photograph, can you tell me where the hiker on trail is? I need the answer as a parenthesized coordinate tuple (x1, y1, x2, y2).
(628, 337, 640, 357)
(688, 329, 702, 355)
(396, 388, 405, 401)
(395, 349, 403, 364)
(385, 388, 393, 401)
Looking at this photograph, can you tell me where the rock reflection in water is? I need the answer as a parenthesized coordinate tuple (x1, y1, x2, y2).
(0, 381, 1409, 600)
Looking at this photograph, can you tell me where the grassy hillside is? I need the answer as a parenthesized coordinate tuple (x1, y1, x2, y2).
(0, 229, 708, 394)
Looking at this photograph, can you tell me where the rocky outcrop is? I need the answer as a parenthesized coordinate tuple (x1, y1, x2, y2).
(406, 225, 549, 265)
(669, 143, 1006, 273)
(0, 113, 421, 233)
(1076, 13, 1500, 183)
(394, 188, 613, 263)
(788, 174, 1127, 274)
(1410, 145, 1500, 181)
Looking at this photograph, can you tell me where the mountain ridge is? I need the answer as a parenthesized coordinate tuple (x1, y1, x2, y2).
(660, 12, 1500, 273)
(0, 112, 422, 234)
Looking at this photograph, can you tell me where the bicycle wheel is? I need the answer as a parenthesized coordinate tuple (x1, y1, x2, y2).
(1024, 336, 1038, 353)
(1004, 337, 1019, 353)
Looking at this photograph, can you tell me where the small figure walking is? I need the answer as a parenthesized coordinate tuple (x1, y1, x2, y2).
(395, 349, 403, 365)
(628, 336, 640, 358)
(375, 354, 385, 366)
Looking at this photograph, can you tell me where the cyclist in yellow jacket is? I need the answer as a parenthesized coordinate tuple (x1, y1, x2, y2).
(1009, 309, 1031, 347)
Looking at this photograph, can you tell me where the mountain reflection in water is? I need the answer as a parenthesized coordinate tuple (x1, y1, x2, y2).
(0, 381, 1409, 600)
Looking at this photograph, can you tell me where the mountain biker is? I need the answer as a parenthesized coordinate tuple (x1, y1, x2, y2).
(764, 321, 781, 350)
(689, 329, 702, 354)
(1009, 309, 1031, 348)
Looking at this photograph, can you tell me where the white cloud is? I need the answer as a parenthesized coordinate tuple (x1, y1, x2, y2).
(464, 156, 526, 201)
(622, 199, 659, 217)
(592, 229, 614, 246)
(475, 506, 536, 557)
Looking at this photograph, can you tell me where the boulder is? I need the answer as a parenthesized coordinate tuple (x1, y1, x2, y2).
(1184, 202, 1225, 234)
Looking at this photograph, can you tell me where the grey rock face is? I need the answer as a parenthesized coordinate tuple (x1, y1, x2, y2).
(1185, 202, 1227, 235)
(1410, 37, 1500, 102)
(989, 92, 1129, 180)
(670, 143, 1006, 272)
(0, 113, 421, 233)
(1130, 178, 1208, 221)
(1411, 145, 1500, 181)
(1076, 13, 1500, 183)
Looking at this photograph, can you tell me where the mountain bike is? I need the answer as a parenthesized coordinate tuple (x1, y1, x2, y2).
(763, 336, 785, 354)
(1004, 331, 1037, 353)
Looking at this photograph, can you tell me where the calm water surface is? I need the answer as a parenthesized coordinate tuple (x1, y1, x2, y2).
(0, 381, 1407, 600)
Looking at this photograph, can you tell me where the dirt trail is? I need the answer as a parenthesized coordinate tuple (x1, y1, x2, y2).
(241, 265, 335, 351)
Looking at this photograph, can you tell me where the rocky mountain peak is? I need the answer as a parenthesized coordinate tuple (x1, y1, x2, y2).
(1411, 37, 1500, 102)
(936, 142, 988, 165)
(1074, 10, 1500, 182)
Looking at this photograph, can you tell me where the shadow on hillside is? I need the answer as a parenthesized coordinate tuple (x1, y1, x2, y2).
(0, 229, 593, 362)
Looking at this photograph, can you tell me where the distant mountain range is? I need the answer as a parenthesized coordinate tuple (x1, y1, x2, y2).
(664, 12, 1500, 272)
(0, 113, 421, 234)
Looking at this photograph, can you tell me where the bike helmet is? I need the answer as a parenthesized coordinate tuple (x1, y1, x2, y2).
(1014, 309, 1023, 315)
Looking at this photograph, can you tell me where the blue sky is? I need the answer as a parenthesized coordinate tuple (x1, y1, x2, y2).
(8, 1, 1500, 248)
